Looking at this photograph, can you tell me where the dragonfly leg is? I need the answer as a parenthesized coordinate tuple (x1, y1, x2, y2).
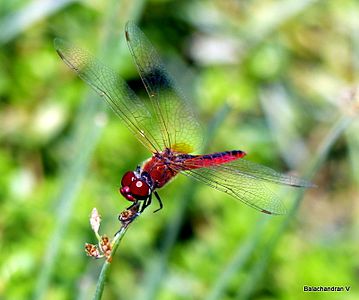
(152, 191, 163, 213)
(140, 194, 152, 213)
(126, 202, 138, 210)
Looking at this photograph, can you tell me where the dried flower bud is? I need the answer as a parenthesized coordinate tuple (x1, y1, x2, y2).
(90, 208, 101, 234)
(100, 235, 112, 258)
(85, 243, 103, 259)
(119, 204, 140, 226)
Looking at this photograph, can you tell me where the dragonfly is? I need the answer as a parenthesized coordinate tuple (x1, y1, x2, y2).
(54, 21, 313, 215)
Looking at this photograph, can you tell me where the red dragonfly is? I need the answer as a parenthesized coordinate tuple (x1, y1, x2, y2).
(55, 21, 313, 215)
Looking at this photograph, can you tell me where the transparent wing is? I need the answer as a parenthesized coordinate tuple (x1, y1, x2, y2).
(171, 158, 313, 215)
(54, 38, 164, 153)
(125, 21, 203, 154)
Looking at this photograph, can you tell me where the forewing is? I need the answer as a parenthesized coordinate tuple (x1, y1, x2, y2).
(171, 158, 313, 215)
(54, 38, 163, 153)
(125, 21, 203, 154)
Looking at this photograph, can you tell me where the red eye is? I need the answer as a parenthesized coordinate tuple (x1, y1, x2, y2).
(121, 171, 136, 187)
(130, 180, 150, 199)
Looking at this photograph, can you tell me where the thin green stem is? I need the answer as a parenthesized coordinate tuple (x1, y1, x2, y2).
(93, 218, 137, 300)
(205, 216, 270, 300)
(33, 94, 104, 300)
(204, 114, 354, 300)
(0, 0, 75, 44)
(236, 115, 354, 299)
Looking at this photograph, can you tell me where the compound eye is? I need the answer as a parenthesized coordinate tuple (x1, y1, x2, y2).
(130, 180, 150, 199)
(121, 171, 136, 187)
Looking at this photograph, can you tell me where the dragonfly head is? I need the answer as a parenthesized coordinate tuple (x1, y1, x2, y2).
(120, 171, 151, 202)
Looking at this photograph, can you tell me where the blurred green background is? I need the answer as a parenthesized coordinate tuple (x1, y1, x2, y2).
(1, 0, 359, 299)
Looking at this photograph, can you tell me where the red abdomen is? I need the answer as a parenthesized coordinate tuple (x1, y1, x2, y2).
(182, 150, 246, 169)
(142, 149, 246, 189)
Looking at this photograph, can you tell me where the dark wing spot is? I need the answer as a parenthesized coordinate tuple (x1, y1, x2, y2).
(143, 68, 172, 91)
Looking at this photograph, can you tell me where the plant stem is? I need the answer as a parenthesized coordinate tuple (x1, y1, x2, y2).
(92, 224, 131, 300)
(236, 115, 354, 299)
(204, 114, 354, 300)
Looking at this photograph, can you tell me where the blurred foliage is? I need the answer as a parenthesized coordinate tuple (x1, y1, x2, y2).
(1, 0, 359, 299)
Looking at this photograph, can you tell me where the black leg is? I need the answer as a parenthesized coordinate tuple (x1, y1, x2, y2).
(140, 194, 152, 213)
(126, 201, 138, 210)
(153, 191, 163, 213)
